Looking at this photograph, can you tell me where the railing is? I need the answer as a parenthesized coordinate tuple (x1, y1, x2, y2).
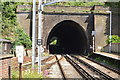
(102, 43, 120, 53)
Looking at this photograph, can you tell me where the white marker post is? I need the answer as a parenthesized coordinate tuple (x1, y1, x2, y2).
(16, 46, 24, 80)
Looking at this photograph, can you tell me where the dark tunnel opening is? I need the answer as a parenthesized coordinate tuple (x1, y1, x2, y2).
(47, 20, 88, 55)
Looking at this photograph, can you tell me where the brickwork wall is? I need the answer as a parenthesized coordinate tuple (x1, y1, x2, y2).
(0, 60, 2, 79)
(0, 56, 31, 79)
(0, 58, 11, 79)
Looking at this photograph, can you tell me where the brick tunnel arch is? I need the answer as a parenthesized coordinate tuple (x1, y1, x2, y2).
(47, 20, 89, 55)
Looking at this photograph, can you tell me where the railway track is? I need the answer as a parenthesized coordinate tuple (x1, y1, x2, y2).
(64, 55, 95, 80)
(82, 55, 120, 75)
(43, 54, 119, 79)
(66, 55, 116, 80)
(54, 55, 83, 79)
(42, 55, 63, 71)
(55, 55, 66, 80)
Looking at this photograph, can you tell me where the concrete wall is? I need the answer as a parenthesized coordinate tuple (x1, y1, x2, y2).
(94, 15, 108, 51)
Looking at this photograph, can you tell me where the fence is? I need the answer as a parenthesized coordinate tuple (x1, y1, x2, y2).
(102, 43, 120, 53)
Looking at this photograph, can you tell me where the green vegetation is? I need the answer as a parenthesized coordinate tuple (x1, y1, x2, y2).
(12, 69, 44, 79)
(49, 2, 105, 6)
(48, 2, 120, 7)
(106, 35, 120, 44)
(95, 56, 120, 69)
(105, 2, 120, 8)
(20, 8, 31, 11)
(1, 2, 18, 39)
(13, 28, 32, 49)
(12, 70, 19, 78)
(1, 2, 32, 49)
(89, 54, 120, 70)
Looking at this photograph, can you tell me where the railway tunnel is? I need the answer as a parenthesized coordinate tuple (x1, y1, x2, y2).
(47, 20, 89, 55)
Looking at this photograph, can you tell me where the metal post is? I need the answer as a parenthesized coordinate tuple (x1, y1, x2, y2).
(109, 11, 112, 53)
(37, 0, 64, 73)
(32, 0, 36, 69)
(8, 66, 11, 80)
(38, 0, 43, 73)
(19, 63, 22, 80)
(106, 11, 112, 53)
(93, 35, 95, 52)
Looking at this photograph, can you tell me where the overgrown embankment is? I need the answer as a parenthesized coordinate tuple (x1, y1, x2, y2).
(0, 2, 32, 49)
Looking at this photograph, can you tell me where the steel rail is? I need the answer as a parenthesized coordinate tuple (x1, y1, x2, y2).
(55, 55, 66, 80)
(64, 55, 95, 80)
(71, 55, 115, 80)
(81, 55, 120, 75)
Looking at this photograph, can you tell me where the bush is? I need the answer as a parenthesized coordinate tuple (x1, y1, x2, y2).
(13, 28, 32, 49)
(106, 35, 120, 44)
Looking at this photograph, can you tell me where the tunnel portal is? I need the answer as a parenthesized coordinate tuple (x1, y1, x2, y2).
(47, 20, 88, 55)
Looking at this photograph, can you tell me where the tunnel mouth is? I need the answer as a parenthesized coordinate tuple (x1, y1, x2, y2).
(47, 20, 88, 55)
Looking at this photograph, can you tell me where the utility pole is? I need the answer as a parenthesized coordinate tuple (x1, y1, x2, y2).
(37, 0, 64, 73)
(32, 0, 36, 69)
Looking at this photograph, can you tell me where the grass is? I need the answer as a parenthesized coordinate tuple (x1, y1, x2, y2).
(12, 69, 45, 79)
(12, 70, 19, 79)
(88, 53, 120, 70)
(23, 70, 43, 78)
(94, 56, 120, 69)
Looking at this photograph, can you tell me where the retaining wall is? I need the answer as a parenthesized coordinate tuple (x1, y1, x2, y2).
(0, 55, 13, 79)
